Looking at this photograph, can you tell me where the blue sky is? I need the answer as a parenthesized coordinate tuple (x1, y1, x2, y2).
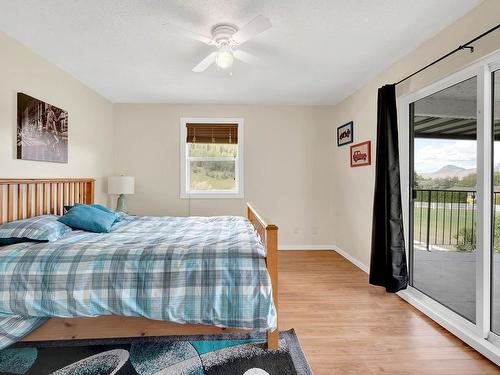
(414, 139, 500, 174)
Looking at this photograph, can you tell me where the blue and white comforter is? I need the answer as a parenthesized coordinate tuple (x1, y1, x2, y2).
(0, 215, 277, 349)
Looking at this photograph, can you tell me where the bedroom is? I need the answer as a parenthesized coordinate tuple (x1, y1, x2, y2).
(0, 0, 499, 374)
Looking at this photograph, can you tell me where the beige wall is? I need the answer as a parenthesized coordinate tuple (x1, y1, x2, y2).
(112, 1, 500, 252)
(325, 0, 500, 268)
(0, 32, 114, 204)
(113, 104, 332, 247)
(2, 0, 498, 254)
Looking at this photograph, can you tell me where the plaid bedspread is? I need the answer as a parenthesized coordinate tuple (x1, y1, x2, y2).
(0, 215, 276, 349)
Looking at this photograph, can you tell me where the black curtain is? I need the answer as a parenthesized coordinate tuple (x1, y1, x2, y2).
(369, 84, 408, 293)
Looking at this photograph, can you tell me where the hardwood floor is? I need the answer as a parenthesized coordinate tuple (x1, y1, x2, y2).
(278, 251, 499, 374)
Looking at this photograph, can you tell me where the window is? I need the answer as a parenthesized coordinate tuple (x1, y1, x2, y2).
(180, 118, 244, 198)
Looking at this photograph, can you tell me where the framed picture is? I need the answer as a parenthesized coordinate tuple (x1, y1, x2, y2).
(350, 141, 371, 167)
(17, 93, 68, 163)
(337, 121, 353, 146)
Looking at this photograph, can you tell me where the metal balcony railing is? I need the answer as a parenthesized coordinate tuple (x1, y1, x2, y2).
(413, 189, 478, 250)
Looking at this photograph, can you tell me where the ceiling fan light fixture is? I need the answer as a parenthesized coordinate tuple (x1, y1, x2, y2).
(169, 15, 272, 73)
(216, 48, 234, 70)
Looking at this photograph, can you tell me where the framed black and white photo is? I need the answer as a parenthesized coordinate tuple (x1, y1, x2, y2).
(337, 121, 353, 147)
(17, 93, 68, 163)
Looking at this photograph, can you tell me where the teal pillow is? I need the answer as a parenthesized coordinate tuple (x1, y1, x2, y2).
(64, 204, 120, 222)
(75, 203, 114, 214)
(74, 203, 121, 222)
(58, 205, 117, 233)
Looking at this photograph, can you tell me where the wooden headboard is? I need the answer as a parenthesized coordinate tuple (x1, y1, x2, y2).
(0, 178, 95, 224)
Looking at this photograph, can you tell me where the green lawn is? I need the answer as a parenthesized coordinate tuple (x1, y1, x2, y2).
(413, 206, 473, 245)
(190, 166, 235, 190)
(413, 205, 500, 248)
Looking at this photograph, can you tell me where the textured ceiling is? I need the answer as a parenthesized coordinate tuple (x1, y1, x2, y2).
(0, 0, 483, 104)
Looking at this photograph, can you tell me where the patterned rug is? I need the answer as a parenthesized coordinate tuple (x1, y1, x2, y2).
(0, 329, 311, 375)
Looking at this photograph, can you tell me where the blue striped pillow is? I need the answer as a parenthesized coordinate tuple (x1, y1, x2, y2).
(0, 215, 72, 243)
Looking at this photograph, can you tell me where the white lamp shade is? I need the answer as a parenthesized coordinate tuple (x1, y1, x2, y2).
(108, 176, 135, 195)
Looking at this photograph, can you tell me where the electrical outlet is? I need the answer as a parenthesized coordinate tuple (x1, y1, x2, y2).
(293, 227, 299, 235)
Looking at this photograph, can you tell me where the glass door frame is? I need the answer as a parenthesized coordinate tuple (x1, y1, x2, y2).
(398, 49, 500, 365)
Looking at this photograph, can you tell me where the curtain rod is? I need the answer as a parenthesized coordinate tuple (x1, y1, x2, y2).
(395, 23, 500, 86)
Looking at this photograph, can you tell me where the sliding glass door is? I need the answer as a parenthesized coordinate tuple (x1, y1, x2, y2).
(491, 69, 500, 336)
(403, 54, 500, 354)
(410, 77, 478, 323)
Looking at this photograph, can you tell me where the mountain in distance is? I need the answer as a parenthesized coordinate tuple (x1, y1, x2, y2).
(421, 165, 475, 179)
(421, 164, 500, 179)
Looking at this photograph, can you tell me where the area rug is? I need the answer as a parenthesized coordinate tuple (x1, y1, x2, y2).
(0, 329, 311, 375)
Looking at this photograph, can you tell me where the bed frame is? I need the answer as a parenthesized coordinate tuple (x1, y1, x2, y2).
(0, 178, 279, 349)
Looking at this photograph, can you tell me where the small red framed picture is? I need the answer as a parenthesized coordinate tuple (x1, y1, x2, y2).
(350, 141, 371, 167)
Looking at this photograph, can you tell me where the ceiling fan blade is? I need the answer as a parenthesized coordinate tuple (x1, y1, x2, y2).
(234, 50, 259, 64)
(163, 22, 214, 45)
(192, 52, 217, 72)
(232, 15, 271, 44)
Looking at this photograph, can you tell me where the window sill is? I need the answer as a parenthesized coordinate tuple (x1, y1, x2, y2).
(180, 192, 244, 199)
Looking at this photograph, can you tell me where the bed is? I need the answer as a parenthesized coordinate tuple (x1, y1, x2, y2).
(0, 178, 279, 349)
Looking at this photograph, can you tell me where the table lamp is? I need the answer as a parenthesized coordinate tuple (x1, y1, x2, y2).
(108, 176, 135, 213)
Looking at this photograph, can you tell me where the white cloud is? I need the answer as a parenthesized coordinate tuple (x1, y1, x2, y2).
(414, 139, 500, 173)
(414, 140, 476, 173)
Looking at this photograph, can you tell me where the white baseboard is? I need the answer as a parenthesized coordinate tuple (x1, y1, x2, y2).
(331, 245, 369, 273)
(278, 244, 370, 274)
(278, 245, 334, 251)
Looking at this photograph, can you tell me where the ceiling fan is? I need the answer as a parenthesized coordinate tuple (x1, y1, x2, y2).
(164, 15, 272, 73)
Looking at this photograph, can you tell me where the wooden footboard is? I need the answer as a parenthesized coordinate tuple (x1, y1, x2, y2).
(12, 194, 279, 350)
(247, 203, 279, 350)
